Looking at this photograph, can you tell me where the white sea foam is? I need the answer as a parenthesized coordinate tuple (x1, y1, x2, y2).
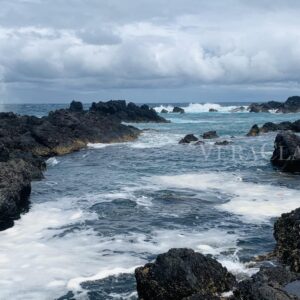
(0, 192, 248, 300)
(46, 157, 59, 166)
(87, 142, 126, 149)
(153, 172, 300, 223)
(154, 103, 248, 113)
(129, 131, 182, 149)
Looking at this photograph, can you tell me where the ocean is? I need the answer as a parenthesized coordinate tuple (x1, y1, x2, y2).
(0, 102, 300, 299)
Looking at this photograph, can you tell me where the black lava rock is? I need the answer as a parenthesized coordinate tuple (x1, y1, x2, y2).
(173, 106, 185, 113)
(234, 265, 299, 300)
(271, 132, 300, 172)
(247, 124, 260, 136)
(202, 131, 219, 139)
(69, 100, 83, 112)
(274, 208, 300, 272)
(135, 248, 236, 300)
(90, 100, 168, 123)
(179, 134, 199, 144)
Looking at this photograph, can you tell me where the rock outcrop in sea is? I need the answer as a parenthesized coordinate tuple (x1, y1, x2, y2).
(135, 206, 300, 300)
(135, 248, 236, 300)
(274, 208, 300, 272)
(0, 101, 167, 230)
(271, 132, 300, 172)
(173, 106, 185, 113)
(246, 119, 300, 136)
(248, 96, 300, 113)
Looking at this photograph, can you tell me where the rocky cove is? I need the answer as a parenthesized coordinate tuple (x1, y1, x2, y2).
(0, 100, 300, 299)
(0, 100, 167, 230)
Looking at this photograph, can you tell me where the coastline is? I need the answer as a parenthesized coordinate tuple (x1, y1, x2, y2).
(0, 100, 167, 231)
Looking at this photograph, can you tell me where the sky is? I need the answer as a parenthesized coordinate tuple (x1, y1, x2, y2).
(1, 0, 300, 103)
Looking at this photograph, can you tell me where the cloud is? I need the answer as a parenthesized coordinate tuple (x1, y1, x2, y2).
(1, 0, 300, 102)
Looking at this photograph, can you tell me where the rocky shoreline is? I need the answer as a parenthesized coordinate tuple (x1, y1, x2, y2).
(0, 100, 167, 230)
(135, 206, 300, 300)
(248, 96, 300, 113)
(135, 130, 300, 299)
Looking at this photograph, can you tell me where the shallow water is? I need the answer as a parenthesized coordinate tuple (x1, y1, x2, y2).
(0, 103, 300, 300)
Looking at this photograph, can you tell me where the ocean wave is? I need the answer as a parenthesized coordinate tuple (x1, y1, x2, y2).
(154, 103, 248, 113)
(153, 172, 300, 224)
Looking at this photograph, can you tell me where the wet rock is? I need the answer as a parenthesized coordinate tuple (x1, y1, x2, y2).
(195, 140, 205, 145)
(135, 248, 236, 300)
(247, 124, 260, 136)
(271, 132, 300, 172)
(247, 120, 300, 136)
(69, 100, 83, 112)
(0, 144, 9, 162)
(161, 109, 168, 113)
(234, 265, 299, 300)
(248, 97, 300, 114)
(0, 159, 32, 230)
(274, 207, 300, 272)
(173, 106, 185, 113)
(248, 101, 282, 113)
(230, 106, 246, 113)
(209, 108, 218, 112)
(202, 131, 219, 139)
(277, 96, 300, 113)
(179, 134, 199, 144)
(215, 140, 232, 146)
(90, 100, 168, 123)
(0, 100, 149, 230)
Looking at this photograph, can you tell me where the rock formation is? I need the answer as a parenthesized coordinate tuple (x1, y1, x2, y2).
(271, 132, 300, 172)
(202, 131, 219, 139)
(179, 134, 199, 144)
(135, 248, 236, 300)
(0, 100, 166, 230)
(173, 106, 185, 113)
(248, 96, 300, 113)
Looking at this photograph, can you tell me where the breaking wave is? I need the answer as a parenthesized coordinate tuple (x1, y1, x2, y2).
(154, 103, 248, 113)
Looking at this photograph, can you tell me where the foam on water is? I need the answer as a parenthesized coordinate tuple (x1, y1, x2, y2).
(129, 131, 182, 149)
(0, 189, 250, 299)
(154, 103, 248, 113)
(153, 172, 300, 223)
(87, 142, 126, 149)
(46, 157, 59, 166)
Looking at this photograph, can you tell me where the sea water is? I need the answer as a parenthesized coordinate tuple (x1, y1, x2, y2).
(0, 102, 299, 299)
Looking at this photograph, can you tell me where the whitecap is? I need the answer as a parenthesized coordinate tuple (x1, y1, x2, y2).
(46, 157, 59, 166)
(153, 172, 300, 223)
(153, 103, 248, 113)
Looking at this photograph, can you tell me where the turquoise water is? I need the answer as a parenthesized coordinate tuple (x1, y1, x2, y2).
(0, 103, 299, 300)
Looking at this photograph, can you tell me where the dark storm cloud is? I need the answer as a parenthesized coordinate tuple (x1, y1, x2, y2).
(1, 0, 300, 102)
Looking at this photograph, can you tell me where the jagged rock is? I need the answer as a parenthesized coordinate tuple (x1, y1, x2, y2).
(248, 97, 300, 114)
(135, 248, 236, 300)
(173, 106, 185, 113)
(247, 124, 260, 136)
(0, 101, 151, 230)
(69, 100, 83, 112)
(277, 96, 300, 113)
(202, 131, 219, 139)
(247, 120, 300, 136)
(161, 109, 168, 113)
(209, 108, 218, 112)
(0, 159, 32, 230)
(271, 132, 300, 172)
(90, 100, 168, 123)
(179, 134, 199, 144)
(195, 140, 205, 145)
(234, 266, 300, 300)
(230, 107, 246, 113)
(215, 140, 232, 146)
(274, 208, 300, 272)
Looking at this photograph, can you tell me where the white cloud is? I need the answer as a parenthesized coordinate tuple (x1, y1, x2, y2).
(1, 0, 300, 102)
